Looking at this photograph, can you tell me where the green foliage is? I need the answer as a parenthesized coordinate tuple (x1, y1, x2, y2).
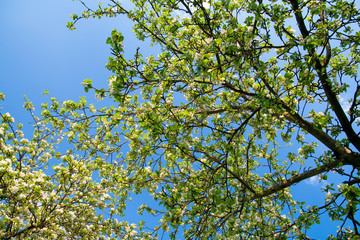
(0, 95, 154, 239)
(3, 0, 360, 239)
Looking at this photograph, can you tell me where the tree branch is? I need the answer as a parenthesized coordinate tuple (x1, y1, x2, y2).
(251, 159, 339, 200)
(252, 152, 360, 200)
(289, 0, 360, 152)
(315, 62, 360, 152)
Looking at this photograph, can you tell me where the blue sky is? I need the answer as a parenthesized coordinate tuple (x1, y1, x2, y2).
(1, 1, 141, 115)
(0, 1, 347, 239)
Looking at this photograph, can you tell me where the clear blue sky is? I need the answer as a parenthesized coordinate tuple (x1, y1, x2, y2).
(0, 1, 345, 239)
(1, 0, 142, 116)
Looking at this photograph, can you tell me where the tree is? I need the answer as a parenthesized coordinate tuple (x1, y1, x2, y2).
(0, 95, 152, 239)
(4, 0, 360, 238)
(69, 0, 360, 238)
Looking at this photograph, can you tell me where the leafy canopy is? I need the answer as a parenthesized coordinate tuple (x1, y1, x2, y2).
(2, 0, 360, 239)
(0, 95, 152, 239)
(71, 0, 360, 238)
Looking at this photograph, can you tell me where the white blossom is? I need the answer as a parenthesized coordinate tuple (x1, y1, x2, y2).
(10, 185, 18, 193)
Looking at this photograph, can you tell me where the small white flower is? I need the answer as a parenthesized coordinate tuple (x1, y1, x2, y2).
(18, 193, 26, 199)
(194, 53, 202, 62)
(203, 0, 210, 9)
(10, 186, 18, 193)
(95, 93, 103, 101)
(204, 37, 213, 45)
(108, 76, 116, 85)
(288, 28, 295, 34)
(326, 192, 332, 199)
(3, 112, 14, 122)
(56, 208, 64, 214)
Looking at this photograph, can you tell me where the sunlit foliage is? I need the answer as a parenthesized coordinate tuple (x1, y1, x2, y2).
(2, 0, 360, 238)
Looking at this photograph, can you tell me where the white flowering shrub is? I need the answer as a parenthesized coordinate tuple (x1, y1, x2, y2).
(0, 95, 156, 239)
